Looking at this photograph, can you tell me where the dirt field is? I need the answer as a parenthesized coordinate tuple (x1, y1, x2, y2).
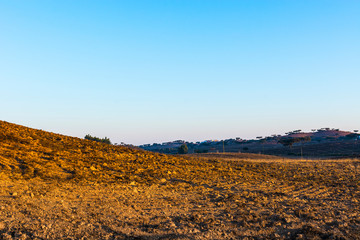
(1, 121, 360, 239)
(1, 157, 360, 239)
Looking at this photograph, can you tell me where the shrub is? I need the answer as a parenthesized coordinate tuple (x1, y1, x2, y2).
(178, 144, 188, 154)
(84, 134, 112, 144)
(195, 149, 208, 153)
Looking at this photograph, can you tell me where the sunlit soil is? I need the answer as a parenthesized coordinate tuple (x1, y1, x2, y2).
(1, 121, 359, 239)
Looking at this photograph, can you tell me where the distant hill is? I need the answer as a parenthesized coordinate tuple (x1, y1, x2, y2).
(140, 128, 360, 158)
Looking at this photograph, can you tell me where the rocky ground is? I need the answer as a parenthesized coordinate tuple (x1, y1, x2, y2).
(1, 157, 360, 239)
(1, 121, 360, 239)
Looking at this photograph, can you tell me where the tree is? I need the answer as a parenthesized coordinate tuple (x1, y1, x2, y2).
(346, 133, 360, 139)
(299, 136, 311, 158)
(178, 144, 188, 154)
(278, 136, 311, 148)
(278, 136, 311, 158)
(278, 138, 299, 148)
(259, 138, 267, 154)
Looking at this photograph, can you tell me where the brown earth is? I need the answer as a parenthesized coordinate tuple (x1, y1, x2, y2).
(1, 121, 360, 239)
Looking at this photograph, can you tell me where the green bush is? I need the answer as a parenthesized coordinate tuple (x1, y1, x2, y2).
(84, 134, 112, 144)
(178, 144, 188, 154)
(195, 149, 208, 153)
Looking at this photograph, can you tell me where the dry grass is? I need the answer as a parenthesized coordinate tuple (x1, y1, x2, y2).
(1, 121, 360, 239)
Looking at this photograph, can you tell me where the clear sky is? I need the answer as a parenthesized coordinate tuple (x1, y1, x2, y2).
(1, 1, 359, 145)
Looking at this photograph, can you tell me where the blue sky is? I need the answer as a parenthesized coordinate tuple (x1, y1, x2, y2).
(1, 1, 359, 145)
